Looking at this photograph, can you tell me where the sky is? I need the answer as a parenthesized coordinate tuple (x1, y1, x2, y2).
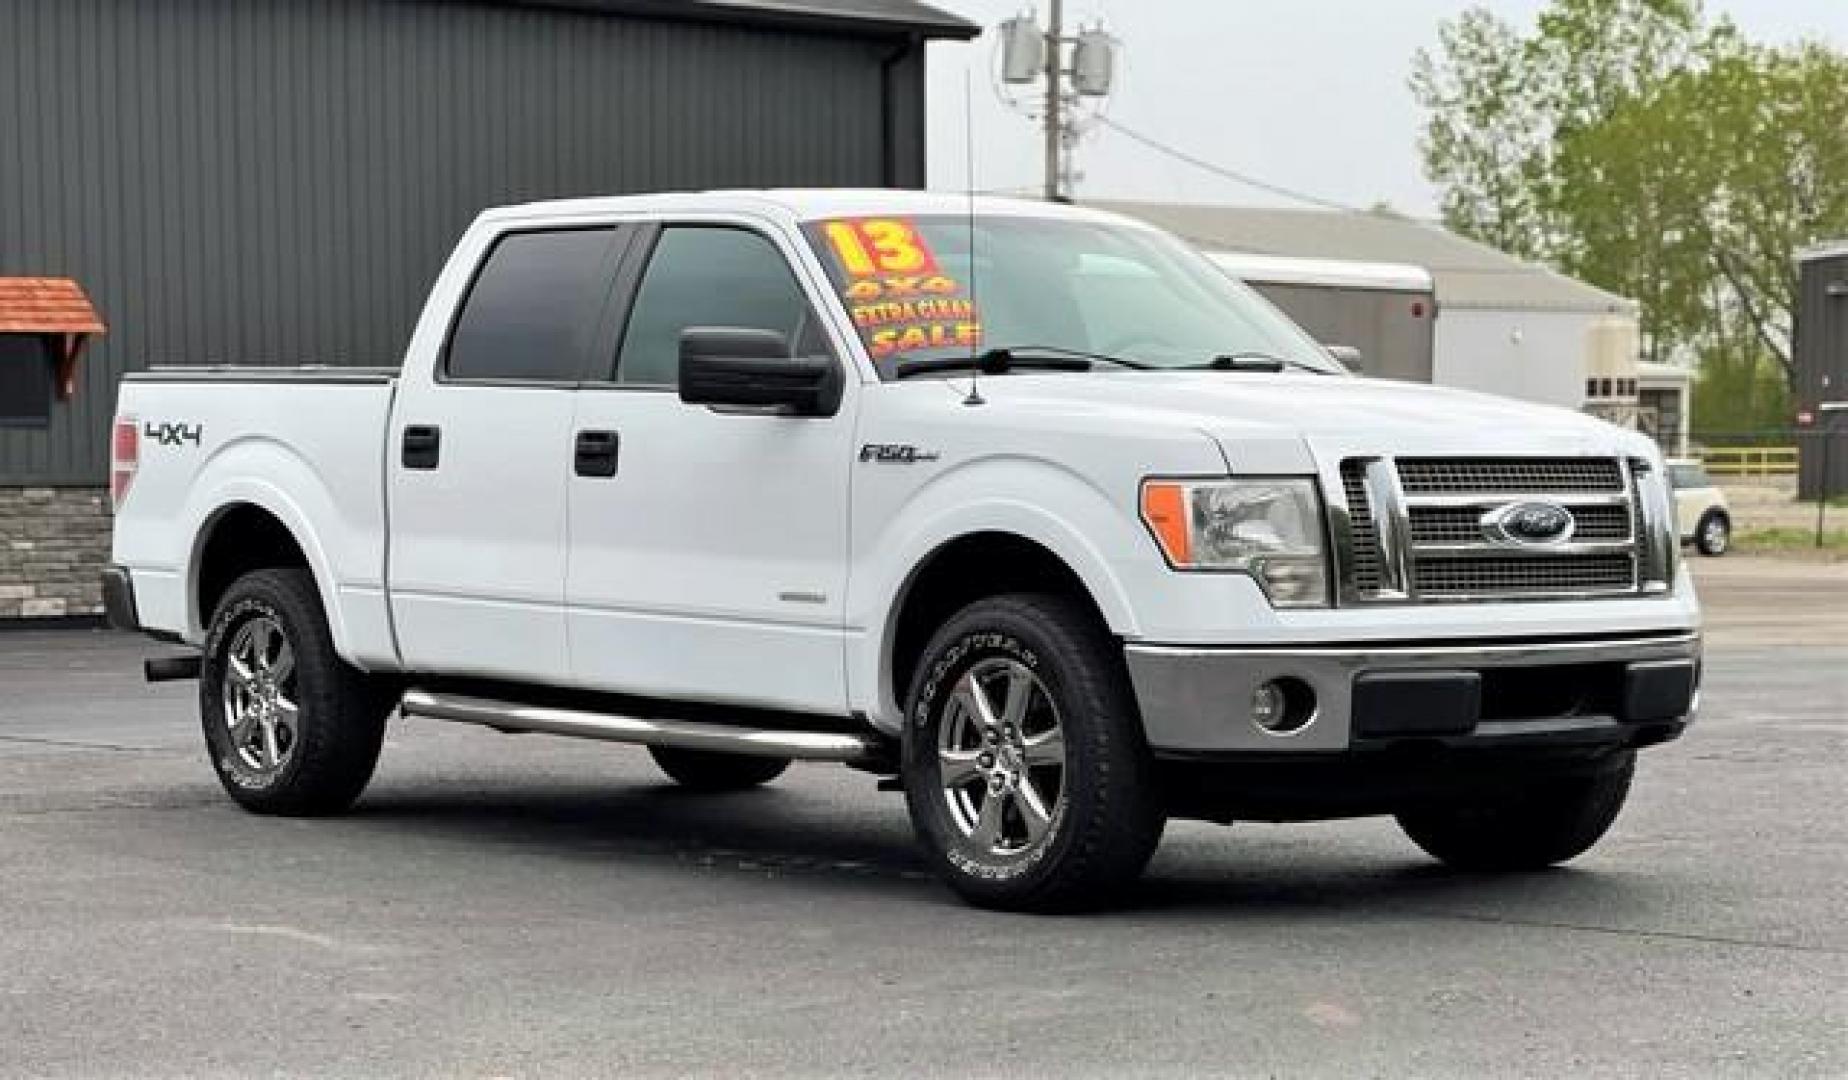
(922, 0, 1848, 216)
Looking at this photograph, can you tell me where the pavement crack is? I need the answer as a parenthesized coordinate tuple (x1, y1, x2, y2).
(0, 798, 226, 816)
(0, 733, 164, 753)
(1400, 906, 1845, 956)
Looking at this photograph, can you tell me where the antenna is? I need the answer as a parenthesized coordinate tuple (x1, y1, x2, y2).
(963, 68, 985, 406)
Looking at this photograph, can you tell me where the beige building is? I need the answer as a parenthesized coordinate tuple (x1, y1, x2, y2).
(1090, 201, 1691, 450)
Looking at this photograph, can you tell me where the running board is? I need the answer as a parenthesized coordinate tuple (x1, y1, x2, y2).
(399, 689, 883, 765)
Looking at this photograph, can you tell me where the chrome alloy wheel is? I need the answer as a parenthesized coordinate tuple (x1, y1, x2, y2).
(936, 658, 1067, 859)
(1702, 516, 1729, 554)
(221, 614, 299, 773)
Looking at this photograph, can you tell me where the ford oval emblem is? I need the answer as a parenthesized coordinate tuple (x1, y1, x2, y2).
(1481, 501, 1576, 547)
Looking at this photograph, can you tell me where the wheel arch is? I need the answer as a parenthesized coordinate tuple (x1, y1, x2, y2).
(873, 525, 1134, 733)
(187, 492, 348, 657)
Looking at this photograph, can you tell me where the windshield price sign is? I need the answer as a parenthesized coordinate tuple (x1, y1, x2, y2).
(819, 217, 983, 359)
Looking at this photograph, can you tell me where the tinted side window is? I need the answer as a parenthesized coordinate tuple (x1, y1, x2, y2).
(615, 226, 819, 386)
(446, 228, 617, 382)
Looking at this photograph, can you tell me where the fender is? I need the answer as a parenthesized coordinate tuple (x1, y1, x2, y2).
(180, 435, 377, 664)
(846, 455, 1149, 730)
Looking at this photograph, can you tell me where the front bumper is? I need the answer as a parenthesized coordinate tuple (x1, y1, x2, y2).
(1125, 631, 1699, 754)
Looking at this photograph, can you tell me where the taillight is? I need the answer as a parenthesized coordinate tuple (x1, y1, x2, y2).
(111, 417, 139, 509)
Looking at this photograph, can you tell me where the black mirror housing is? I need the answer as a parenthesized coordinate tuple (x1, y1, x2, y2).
(678, 327, 842, 416)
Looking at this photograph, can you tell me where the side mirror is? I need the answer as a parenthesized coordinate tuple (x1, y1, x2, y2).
(1324, 344, 1364, 374)
(678, 327, 842, 416)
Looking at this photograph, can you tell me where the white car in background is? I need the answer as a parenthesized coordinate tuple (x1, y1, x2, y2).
(1670, 459, 1732, 556)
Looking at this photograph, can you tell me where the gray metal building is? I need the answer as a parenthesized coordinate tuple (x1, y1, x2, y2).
(0, 0, 972, 618)
(1794, 244, 1848, 500)
(0, 0, 975, 486)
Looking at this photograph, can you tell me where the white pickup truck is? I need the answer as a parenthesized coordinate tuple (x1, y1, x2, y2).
(107, 190, 1700, 911)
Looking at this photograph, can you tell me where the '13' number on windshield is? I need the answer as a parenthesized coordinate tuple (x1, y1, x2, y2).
(823, 218, 938, 277)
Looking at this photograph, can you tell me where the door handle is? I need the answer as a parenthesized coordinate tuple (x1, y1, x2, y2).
(574, 429, 620, 478)
(402, 425, 441, 470)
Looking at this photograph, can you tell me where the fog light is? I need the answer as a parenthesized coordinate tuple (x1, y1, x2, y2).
(1252, 681, 1285, 728)
(1251, 677, 1316, 735)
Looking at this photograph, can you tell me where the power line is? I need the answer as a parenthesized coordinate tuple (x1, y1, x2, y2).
(1092, 116, 1361, 214)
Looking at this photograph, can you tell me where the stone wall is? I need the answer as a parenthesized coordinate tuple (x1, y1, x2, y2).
(0, 487, 110, 619)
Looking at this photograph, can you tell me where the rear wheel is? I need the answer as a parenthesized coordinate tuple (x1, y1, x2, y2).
(1396, 752, 1635, 871)
(649, 747, 790, 791)
(902, 593, 1165, 912)
(199, 568, 392, 815)
(1695, 511, 1730, 556)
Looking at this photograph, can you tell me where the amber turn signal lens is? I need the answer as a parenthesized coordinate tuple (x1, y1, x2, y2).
(1140, 482, 1192, 567)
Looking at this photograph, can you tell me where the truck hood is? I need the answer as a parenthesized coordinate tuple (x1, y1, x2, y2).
(970, 372, 1647, 471)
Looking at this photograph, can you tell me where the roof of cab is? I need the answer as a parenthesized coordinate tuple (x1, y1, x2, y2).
(488, 189, 1146, 227)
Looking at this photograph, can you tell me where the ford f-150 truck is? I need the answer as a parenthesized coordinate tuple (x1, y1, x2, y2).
(107, 190, 1700, 911)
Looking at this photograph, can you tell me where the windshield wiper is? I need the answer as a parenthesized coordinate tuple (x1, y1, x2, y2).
(1186, 352, 1332, 374)
(894, 345, 1152, 380)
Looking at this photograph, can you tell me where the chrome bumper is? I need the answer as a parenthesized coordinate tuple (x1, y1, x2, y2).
(1125, 632, 1700, 754)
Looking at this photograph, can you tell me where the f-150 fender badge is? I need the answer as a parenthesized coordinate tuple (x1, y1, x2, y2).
(859, 443, 940, 464)
(144, 421, 203, 447)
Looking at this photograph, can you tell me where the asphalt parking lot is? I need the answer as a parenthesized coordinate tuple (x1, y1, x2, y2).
(2, 557, 1843, 1078)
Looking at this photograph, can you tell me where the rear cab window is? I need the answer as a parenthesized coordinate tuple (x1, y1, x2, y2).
(445, 227, 623, 383)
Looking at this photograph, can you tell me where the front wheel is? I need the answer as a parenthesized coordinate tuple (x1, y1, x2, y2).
(1695, 511, 1730, 556)
(199, 568, 393, 815)
(902, 594, 1165, 912)
(1396, 752, 1635, 871)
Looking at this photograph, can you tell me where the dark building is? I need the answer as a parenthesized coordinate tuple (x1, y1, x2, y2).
(1794, 244, 1848, 501)
(0, 0, 975, 617)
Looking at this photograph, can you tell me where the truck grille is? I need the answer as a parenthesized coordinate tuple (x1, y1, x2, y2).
(1408, 504, 1633, 545)
(1340, 460, 1385, 595)
(1396, 457, 1626, 495)
(1413, 554, 1636, 596)
(1338, 456, 1645, 603)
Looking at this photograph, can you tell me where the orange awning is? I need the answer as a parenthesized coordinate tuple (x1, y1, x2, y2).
(0, 277, 106, 400)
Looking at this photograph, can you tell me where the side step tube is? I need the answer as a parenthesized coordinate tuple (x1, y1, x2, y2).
(399, 689, 883, 765)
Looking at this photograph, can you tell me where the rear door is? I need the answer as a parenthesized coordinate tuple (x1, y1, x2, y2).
(388, 224, 630, 682)
(565, 219, 858, 714)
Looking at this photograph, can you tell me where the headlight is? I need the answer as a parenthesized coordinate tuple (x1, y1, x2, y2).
(1140, 478, 1330, 606)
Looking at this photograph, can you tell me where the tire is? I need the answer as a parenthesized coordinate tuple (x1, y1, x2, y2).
(1396, 752, 1636, 871)
(199, 568, 392, 815)
(1695, 511, 1730, 556)
(649, 746, 791, 791)
(901, 593, 1165, 912)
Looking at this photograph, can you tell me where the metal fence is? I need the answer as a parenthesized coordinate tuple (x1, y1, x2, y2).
(1691, 428, 1848, 544)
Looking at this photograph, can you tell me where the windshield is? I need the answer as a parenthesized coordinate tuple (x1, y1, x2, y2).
(801, 214, 1342, 377)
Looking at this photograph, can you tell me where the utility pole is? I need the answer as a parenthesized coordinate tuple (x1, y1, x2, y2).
(999, 5, 1114, 203)
(1042, 0, 1064, 202)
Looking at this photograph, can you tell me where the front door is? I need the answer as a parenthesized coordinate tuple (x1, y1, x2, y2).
(388, 225, 628, 683)
(566, 221, 856, 715)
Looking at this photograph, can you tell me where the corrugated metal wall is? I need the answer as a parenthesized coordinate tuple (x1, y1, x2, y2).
(0, 0, 921, 484)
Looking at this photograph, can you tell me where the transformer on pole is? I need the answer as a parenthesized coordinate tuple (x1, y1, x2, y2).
(997, 5, 1117, 201)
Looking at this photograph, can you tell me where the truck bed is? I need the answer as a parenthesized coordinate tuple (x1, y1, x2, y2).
(111, 365, 402, 667)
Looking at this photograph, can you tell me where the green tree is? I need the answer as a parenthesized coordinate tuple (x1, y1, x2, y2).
(1412, 1, 1848, 390)
(1410, 8, 1553, 259)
